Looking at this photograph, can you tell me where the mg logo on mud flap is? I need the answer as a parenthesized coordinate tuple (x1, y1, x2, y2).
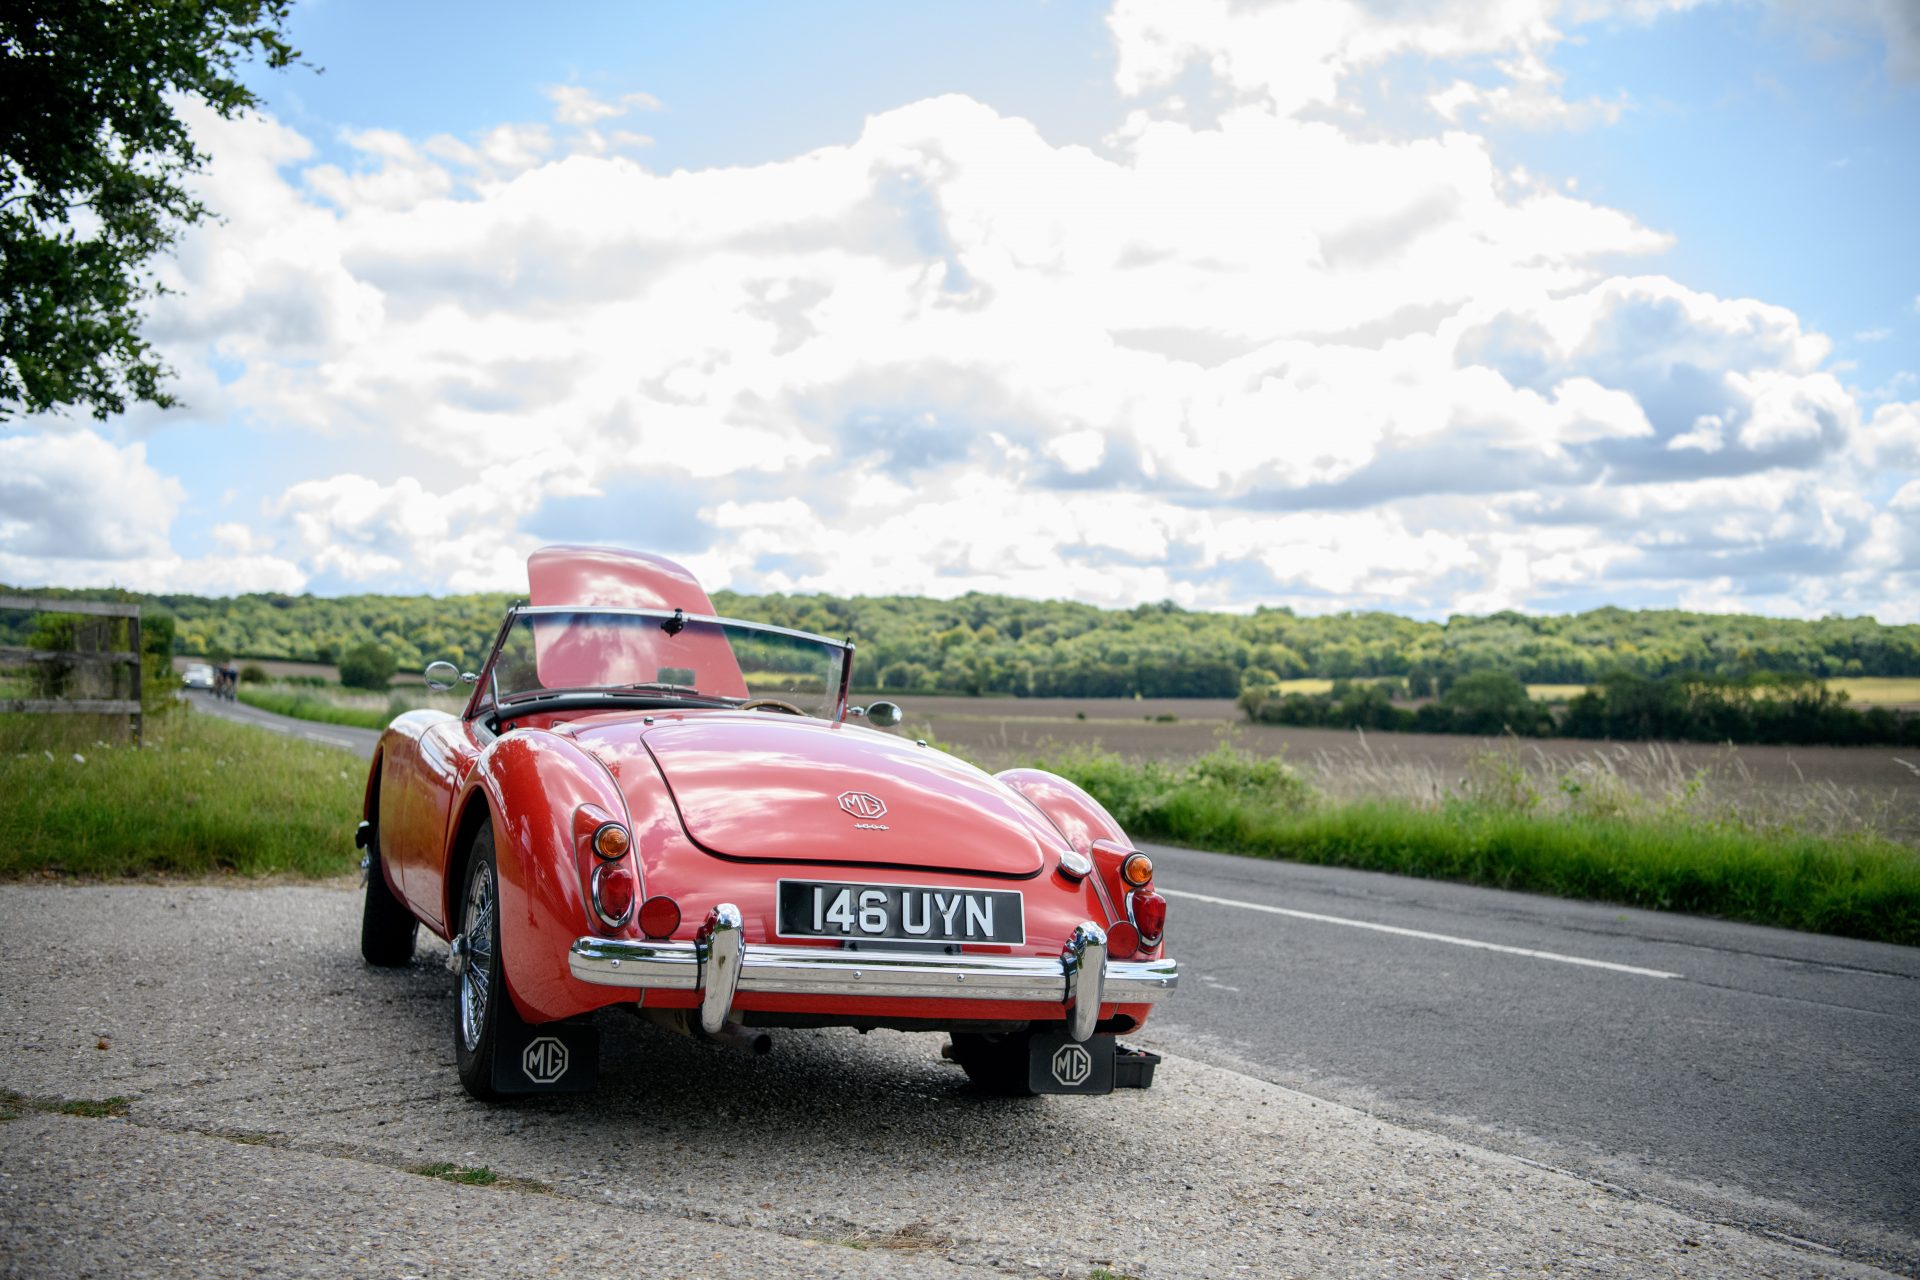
(522, 1036, 569, 1085)
(837, 791, 887, 820)
(1051, 1043, 1093, 1088)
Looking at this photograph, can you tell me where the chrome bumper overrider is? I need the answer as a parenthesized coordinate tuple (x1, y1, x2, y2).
(567, 905, 1178, 1043)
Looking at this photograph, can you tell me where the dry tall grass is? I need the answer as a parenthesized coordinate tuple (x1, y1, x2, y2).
(1298, 734, 1917, 846)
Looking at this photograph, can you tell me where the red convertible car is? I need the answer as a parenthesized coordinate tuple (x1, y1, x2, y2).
(358, 546, 1177, 1100)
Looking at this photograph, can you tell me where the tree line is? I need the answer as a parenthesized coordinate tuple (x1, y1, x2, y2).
(4, 584, 1919, 698)
(1240, 671, 1920, 747)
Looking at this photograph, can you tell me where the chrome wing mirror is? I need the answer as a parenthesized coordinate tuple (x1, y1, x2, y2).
(424, 660, 478, 692)
(850, 699, 903, 728)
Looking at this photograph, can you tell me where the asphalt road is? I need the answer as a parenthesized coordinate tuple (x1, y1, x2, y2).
(187, 688, 382, 754)
(1142, 843, 1920, 1271)
(2, 884, 1896, 1280)
(175, 693, 1920, 1273)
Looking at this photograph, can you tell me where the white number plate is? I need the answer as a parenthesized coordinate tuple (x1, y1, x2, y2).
(775, 880, 1025, 945)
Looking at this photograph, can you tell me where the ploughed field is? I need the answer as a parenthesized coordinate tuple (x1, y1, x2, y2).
(895, 695, 1920, 844)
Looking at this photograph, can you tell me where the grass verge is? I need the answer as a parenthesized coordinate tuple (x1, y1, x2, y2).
(9, 703, 1912, 944)
(0, 710, 363, 878)
(236, 687, 391, 731)
(1035, 744, 1920, 947)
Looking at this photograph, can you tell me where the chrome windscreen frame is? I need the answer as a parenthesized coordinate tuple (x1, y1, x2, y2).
(469, 605, 856, 723)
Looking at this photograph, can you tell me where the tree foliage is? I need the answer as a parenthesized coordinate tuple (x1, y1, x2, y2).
(0, 0, 297, 419)
(4, 582, 1919, 709)
(1241, 670, 1920, 746)
(337, 641, 397, 691)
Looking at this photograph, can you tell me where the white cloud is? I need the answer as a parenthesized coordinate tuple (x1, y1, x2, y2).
(210, 522, 262, 553)
(272, 473, 541, 592)
(1431, 52, 1632, 130)
(0, 430, 305, 593)
(1860, 401, 1920, 468)
(1108, 0, 1693, 122)
(3, 1, 1911, 621)
(546, 85, 662, 127)
(0, 431, 181, 560)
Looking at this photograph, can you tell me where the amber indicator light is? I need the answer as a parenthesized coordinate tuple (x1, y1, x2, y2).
(592, 823, 631, 860)
(1120, 852, 1154, 888)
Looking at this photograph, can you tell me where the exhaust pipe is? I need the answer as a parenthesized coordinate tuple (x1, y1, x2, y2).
(703, 1021, 774, 1056)
(637, 1007, 773, 1056)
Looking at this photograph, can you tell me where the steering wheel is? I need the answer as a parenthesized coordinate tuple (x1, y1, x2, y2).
(739, 697, 807, 716)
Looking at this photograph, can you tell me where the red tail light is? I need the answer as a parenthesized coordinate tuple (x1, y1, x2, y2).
(1129, 888, 1166, 944)
(638, 895, 681, 939)
(591, 863, 636, 928)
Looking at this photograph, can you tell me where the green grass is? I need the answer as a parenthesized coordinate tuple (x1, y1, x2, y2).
(236, 687, 392, 730)
(0, 1090, 132, 1121)
(235, 682, 468, 731)
(1034, 744, 1920, 947)
(411, 1162, 499, 1185)
(409, 1162, 550, 1193)
(10, 699, 1914, 944)
(0, 711, 363, 878)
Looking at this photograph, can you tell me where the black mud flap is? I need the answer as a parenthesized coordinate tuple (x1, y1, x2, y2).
(1027, 1032, 1116, 1095)
(490, 1015, 600, 1096)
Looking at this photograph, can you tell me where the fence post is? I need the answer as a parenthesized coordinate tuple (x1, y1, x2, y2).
(130, 612, 143, 747)
(0, 596, 145, 745)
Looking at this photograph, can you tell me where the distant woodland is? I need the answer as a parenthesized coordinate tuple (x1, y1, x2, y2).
(5, 584, 1918, 698)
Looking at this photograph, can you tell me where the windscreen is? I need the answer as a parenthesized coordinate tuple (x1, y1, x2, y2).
(491, 610, 848, 719)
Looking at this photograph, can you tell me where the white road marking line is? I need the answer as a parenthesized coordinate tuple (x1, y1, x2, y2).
(1162, 888, 1682, 980)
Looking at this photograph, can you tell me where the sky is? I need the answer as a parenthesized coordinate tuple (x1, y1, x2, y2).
(4, 0, 1918, 621)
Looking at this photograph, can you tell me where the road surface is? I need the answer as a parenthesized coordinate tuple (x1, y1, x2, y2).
(1143, 843, 1920, 1271)
(182, 692, 1920, 1272)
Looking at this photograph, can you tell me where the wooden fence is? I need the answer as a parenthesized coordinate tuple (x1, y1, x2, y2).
(0, 596, 143, 744)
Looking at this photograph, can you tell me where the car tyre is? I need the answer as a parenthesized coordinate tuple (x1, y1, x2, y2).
(949, 1030, 1037, 1096)
(453, 821, 525, 1102)
(359, 832, 417, 967)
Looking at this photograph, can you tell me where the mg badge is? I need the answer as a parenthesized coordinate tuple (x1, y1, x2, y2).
(522, 1036, 569, 1085)
(1051, 1043, 1093, 1088)
(837, 791, 887, 820)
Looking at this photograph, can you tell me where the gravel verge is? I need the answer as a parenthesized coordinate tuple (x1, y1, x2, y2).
(0, 882, 1898, 1280)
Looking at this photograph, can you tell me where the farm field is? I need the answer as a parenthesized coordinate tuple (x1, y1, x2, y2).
(1829, 676, 1920, 707)
(894, 694, 1920, 845)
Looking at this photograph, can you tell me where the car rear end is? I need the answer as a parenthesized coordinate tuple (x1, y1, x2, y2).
(553, 712, 1176, 1091)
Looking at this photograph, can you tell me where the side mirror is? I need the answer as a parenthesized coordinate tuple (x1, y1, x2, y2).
(865, 700, 903, 728)
(425, 660, 469, 692)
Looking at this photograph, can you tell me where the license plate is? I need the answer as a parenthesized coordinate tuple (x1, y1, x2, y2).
(776, 880, 1025, 945)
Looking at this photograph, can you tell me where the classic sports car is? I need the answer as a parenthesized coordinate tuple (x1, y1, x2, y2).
(358, 546, 1176, 1100)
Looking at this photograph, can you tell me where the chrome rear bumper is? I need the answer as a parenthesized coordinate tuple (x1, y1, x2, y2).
(568, 905, 1178, 1043)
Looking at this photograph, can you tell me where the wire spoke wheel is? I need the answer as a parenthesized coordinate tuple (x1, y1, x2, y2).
(459, 865, 496, 1053)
